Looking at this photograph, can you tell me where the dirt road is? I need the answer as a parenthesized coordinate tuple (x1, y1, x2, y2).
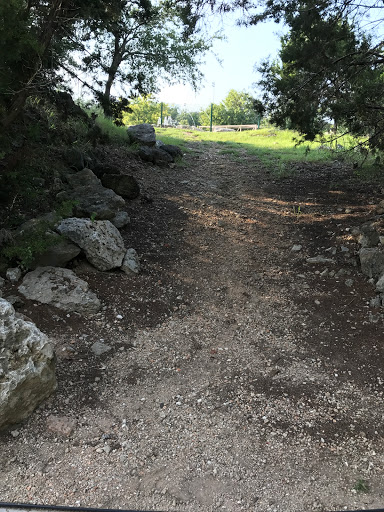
(1, 141, 384, 511)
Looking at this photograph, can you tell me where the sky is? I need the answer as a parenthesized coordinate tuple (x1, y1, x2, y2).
(157, 14, 285, 111)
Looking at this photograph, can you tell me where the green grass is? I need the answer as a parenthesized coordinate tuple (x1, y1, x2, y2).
(95, 115, 130, 144)
(153, 129, 190, 151)
(89, 118, 383, 180)
(154, 126, 384, 180)
(155, 127, 340, 168)
(219, 148, 241, 158)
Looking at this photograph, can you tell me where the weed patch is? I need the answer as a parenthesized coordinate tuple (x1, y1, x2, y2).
(353, 479, 370, 494)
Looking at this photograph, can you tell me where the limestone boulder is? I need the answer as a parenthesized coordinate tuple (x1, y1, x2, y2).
(100, 174, 140, 199)
(137, 146, 174, 165)
(57, 169, 125, 220)
(137, 145, 156, 163)
(18, 267, 101, 314)
(0, 299, 56, 430)
(376, 273, 384, 293)
(92, 163, 121, 179)
(6, 268, 22, 283)
(357, 222, 380, 248)
(359, 247, 384, 278)
(111, 211, 130, 229)
(156, 141, 183, 159)
(57, 218, 126, 271)
(66, 168, 100, 188)
(127, 123, 156, 146)
(30, 232, 81, 269)
(121, 248, 140, 274)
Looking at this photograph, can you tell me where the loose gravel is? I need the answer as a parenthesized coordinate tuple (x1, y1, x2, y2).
(1, 141, 384, 512)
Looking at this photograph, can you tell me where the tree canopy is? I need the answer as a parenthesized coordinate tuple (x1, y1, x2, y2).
(200, 89, 264, 125)
(76, 1, 215, 117)
(0, 0, 226, 127)
(123, 95, 167, 125)
(254, 0, 384, 149)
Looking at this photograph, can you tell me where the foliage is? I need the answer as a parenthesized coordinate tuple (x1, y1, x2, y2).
(73, 0, 216, 118)
(92, 114, 130, 144)
(0, 0, 221, 127)
(54, 200, 78, 220)
(200, 90, 264, 125)
(123, 96, 168, 125)
(255, 0, 384, 151)
(123, 96, 204, 126)
(0, 199, 77, 269)
(1, 221, 57, 270)
(107, 97, 131, 127)
(0, 0, 39, 100)
(177, 109, 201, 126)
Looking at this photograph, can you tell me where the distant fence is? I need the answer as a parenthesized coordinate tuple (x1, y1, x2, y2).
(156, 124, 261, 132)
(201, 124, 259, 131)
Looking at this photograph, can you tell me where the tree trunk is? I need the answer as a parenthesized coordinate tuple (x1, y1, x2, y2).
(103, 73, 117, 118)
(101, 35, 124, 118)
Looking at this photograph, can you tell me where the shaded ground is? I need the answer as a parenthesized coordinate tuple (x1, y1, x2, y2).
(1, 140, 384, 512)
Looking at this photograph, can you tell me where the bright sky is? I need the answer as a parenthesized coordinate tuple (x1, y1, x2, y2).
(157, 14, 285, 110)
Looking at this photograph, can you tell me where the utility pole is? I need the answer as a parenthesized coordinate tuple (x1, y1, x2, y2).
(210, 82, 215, 133)
(160, 102, 164, 127)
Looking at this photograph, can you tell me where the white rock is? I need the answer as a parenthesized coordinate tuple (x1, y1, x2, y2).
(0, 299, 56, 430)
(306, 256, 335, 264)
(18, 267, 101, 314)
(291, 244, 302, 252)
(121, 248, 140, 274)
(91, 342, 112, 356)
(57, 218, 126, 271)
(6, 267, 22, 283)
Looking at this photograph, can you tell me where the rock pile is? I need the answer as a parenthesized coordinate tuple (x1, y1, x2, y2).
(128, 123, 184, 165)
(14, 216, 141, 313)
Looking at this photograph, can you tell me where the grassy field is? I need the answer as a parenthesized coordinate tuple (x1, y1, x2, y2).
(154, 127, 384, 180)
(155, 127, 357, 170)
(94, 115, 382, 180)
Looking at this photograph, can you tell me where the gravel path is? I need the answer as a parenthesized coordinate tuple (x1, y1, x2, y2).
(1, 140, 384, 512)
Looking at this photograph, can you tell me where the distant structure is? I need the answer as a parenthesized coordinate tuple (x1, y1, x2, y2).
(156, 115, 175, 127)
